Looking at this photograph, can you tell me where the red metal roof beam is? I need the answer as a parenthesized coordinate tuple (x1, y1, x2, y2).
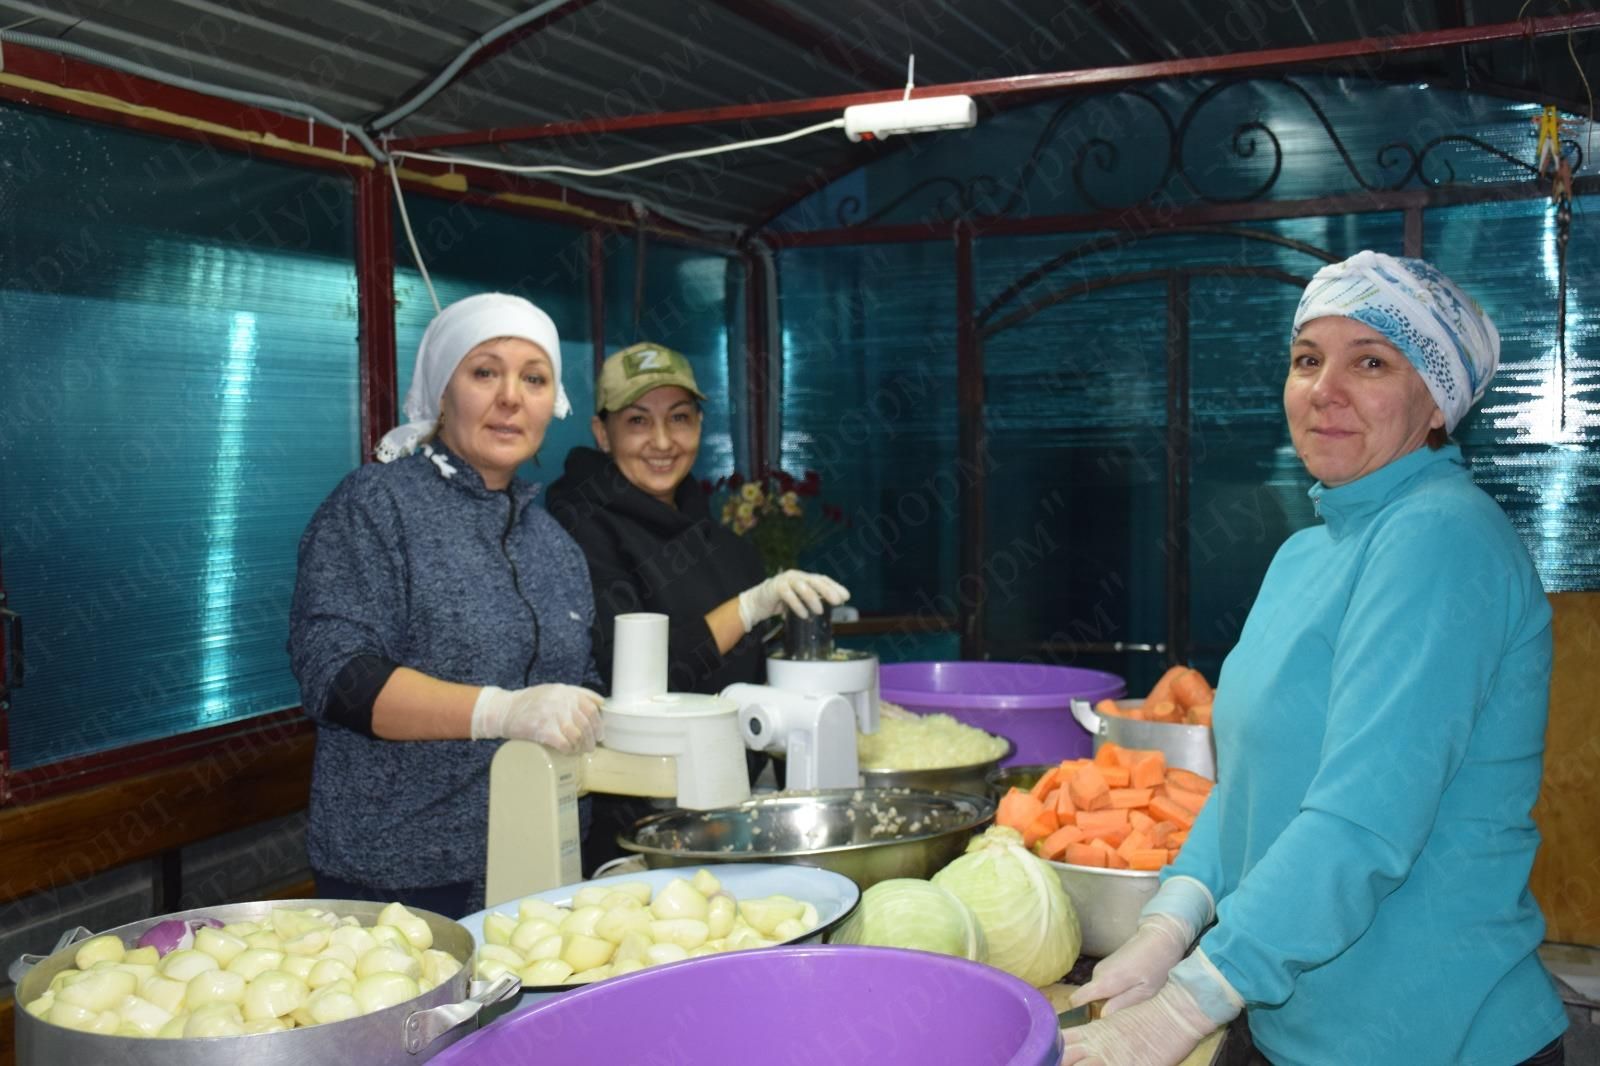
(389, 11, 1600, 151)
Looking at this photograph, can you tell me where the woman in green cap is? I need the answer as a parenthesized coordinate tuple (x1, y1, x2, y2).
(546, 342, 849, 870)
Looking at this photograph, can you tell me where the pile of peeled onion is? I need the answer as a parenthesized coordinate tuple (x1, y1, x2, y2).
(23, 903, 459, 1038)
(476, 869, 817, 985)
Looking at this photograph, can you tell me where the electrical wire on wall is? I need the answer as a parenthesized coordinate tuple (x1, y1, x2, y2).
(388, 119, 846, 179)
(387, 158, 442, 315)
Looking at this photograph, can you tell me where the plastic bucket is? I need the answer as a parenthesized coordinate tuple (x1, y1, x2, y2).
(431, 946, 1063, 1066)
(879, 661, 1125, 767)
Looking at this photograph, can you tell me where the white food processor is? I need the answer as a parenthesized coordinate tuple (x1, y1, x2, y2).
(485, 613, 750, 904)
(732, 604, 881, 789)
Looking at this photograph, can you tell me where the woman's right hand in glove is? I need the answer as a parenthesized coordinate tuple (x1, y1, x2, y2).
(470, 684, 604, 752)
(736, 570, 850, 632)
(1069, 913, 1194, 1015)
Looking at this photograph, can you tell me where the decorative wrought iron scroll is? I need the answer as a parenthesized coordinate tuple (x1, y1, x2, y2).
(835, 76, 1586, 227)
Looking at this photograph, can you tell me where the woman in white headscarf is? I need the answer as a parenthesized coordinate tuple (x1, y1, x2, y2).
(288, 293, 604, 917)
(1061, 253, 1568, 1066)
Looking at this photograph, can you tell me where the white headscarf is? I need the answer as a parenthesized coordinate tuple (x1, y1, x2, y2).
(376, 293, 571, 463)
(1291, 250, 1500, 432)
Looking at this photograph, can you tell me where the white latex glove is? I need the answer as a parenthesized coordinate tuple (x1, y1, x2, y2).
(736, 570, 850, 633)
(470, 684, 604, 753)
(1069, 913, 1192, 1015)
(1059, 980, 1215, 1066)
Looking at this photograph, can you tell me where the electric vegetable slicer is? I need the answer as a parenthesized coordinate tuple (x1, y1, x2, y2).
(486, 613, 750, 903)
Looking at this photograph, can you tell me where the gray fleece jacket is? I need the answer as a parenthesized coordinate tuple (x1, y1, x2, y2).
(288, 440, 599, 890)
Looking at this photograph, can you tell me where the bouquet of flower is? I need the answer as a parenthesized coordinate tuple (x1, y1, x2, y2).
(703, 467, 845, 576)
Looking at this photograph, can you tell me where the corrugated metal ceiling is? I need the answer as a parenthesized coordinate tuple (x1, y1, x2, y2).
(1, 0, 1595, 229)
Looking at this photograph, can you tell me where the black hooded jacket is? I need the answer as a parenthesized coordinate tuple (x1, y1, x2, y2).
(545, 446, 767, 696)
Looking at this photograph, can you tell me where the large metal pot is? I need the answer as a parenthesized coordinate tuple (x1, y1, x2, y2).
(1070, 698, 1215, 779)
(617, 788, 994, 889)
(12, 899, 518, 1066)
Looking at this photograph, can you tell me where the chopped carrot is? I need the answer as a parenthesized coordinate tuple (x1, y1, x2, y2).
(1166, 768, 1214, 794)
(1064, 841, 1107, 867)
(1167, 848, 1183, 864)
(1093, 823, 1132, 848)
(1023, 807, 1061, 848)
(996, 788, 1043, 832)
(1146, 665, 1190, 706)
(1094, 743, 1125, 769)
(1095, 697, 1123, 719)
(1075, 808, 1130, 835)
(1172, 668, 1214, 711)
(1027, 742, 1214, 868)
(1099, 764, 1131, 788)
(1115, 830, 1153, 859)
(1148, 700, 1184, 723)
(1163, 783, 1210, 817)
(1130, 750, 1168, 790)
(1108, 787, 1155, 809)
(1037, 825, 1086, 861)
(1029, 766, 1062, 803)
(1069, 764, 1111, 811)
(1148, 794, 1195, 829)
(1146, 820, 1180, 847)
(1129, 849, 1170, 871)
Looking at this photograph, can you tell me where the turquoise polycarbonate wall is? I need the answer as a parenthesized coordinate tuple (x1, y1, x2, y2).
(777, 75, 1598, 687)
(0, 106, 357, 769)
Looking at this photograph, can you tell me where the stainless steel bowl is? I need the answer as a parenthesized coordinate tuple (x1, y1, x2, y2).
(981, 763, 1160, 959)
(985, 762, 1054, 799)
(860, 738, 1015, 798)
(1048, 861, 1159, 959)
(617, 789, 994, 889)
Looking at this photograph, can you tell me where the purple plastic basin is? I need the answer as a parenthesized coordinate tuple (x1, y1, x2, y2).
(433, 946, 1063, 1066)
(880, 661, 1125, 767)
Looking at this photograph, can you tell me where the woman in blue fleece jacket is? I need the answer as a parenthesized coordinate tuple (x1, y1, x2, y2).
(1063, 253, 1568, 1066)
(288, 293, 604, 918)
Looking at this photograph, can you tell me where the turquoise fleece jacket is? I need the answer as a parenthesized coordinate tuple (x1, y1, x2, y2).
(1165, 444, 1567, 1065)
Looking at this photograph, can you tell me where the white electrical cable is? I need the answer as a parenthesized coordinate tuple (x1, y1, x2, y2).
(393, 118, 845, 179)
(0, 26, 388, 160)
(904, 54, 916, 101)
(388, 158, 441, 314)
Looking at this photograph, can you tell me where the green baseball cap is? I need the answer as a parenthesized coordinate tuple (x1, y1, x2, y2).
(596, 342, 707, 413)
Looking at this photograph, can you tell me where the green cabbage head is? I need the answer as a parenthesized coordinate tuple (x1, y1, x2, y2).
(931, 825, 1081, 986)
(827, 878, 987, 962)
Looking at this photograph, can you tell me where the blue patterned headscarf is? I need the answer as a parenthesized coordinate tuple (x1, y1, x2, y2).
(1291, 251, 1500, 432)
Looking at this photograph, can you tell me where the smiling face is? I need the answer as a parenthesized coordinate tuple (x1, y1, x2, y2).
(1284, 316, 1445, 488)
(592, 385, 702, 507)
(436, 337, 556, 490)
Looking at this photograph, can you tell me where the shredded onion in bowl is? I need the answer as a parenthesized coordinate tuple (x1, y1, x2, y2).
(857, 707, 1008, 770)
